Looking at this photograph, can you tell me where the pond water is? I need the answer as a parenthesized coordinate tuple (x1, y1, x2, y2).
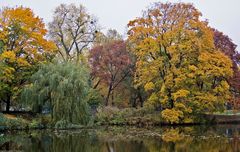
(1, 125, 240, 152)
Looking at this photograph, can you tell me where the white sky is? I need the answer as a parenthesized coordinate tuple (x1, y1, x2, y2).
(0, 0, 239, 50)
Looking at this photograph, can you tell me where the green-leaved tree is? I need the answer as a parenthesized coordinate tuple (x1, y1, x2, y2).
(22, 62, 90, 125)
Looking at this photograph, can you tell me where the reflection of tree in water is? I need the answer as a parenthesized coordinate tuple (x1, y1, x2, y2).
(106, 140, 148, 152)
(2, 126, 240, 152)
(0, 141, 22, 151)
(162, 128, 185, 142)
(144, 126, 240, 152)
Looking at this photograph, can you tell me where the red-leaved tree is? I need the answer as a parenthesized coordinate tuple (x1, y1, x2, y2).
(89, 40, 132, 105)
(213, 29, 240, 109)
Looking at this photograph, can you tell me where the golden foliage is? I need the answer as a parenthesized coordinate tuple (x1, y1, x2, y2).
(144, 82, 155, 91)
(162, 109, 184, 124)
(0, 7, 57, 106)
(128, 2, 233, 122)
(0, 7, 56, 75)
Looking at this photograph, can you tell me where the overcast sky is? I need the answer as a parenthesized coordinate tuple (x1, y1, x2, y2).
(0, 0, 239, 49)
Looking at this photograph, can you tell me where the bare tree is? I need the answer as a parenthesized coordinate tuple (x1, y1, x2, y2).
(48, 3, 98, 62)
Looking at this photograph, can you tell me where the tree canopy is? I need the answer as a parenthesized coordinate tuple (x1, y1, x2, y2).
(128, 2, 233, 123)
(213, 29, 240, 108)
(48, 3, 98, 62)
(22, 62, 90, 125)
(0, 7, 56, 112)
(89, 39, 132, 106)
(0, 2, 238, 126)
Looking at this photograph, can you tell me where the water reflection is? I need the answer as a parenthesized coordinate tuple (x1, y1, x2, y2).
(1, 125, 240, 152)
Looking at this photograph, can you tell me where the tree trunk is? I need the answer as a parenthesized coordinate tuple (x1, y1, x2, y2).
(76, 53, 80, 63)
(132, 95, 137, 108)
(167, 89, 174, 109)
(137, 89, 144, 107)
(111, 91, 114, 106)
(170, 99, 174, 109)
(6, 95, 11, 112)
(93, 79, 101, 89)
(37, 105, 42, 113)
(105, 84, 112, 106)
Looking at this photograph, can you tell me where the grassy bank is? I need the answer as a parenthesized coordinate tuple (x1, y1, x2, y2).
(94, 106, 210, 126)
(0, 113, 52, 130)
(2, 108, 240, 131)
(0, 113, 91, 130)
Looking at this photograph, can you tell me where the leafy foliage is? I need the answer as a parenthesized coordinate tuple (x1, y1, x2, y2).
(0, 2, 238, 127)
(128, 2, 233, 123)
(95, 106, 160, 126)
(21, 62, 91, 125)
(161, 109, 183, 124)
(0, 7, 56, 111)
(213, 29, 240, 109)
(86, 88, 103, 107)
(89, 39, 132, 105)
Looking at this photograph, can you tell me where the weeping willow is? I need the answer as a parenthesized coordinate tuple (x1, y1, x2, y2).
(21, 62, 90, 125)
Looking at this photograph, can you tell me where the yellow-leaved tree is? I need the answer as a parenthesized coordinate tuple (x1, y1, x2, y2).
(0, 7, 56, 112)
(127, 2, 233, 123)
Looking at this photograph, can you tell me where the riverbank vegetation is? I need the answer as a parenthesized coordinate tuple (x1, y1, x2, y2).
(0, 2, 239, 129)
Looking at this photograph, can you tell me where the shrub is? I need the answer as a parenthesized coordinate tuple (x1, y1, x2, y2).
(86, 88, 103, 108)
(29, 119, 42, 129)
(0, 113, 28, 129)
(95, 106, 161, 126)
(54, 120, 84, 129)
(95, 106, 120, 125)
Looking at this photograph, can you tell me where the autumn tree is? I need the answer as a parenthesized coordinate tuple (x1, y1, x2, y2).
(213, 29, 240, 109)
(48, 3, 98, 62)
(91, 30, 145, 108)
(128, 2, 233, 123)
(0, 7, 56, 112)
(89, 39, 132, 106)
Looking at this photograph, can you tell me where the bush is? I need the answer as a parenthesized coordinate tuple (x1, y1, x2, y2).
(0, 113, 28, 129)
(95, 106, 161, 126)
(54, 120, 84, 129)
(29, 119, 42, 129)
(87, 89, 103, 107)
(95, 106, 120, 125)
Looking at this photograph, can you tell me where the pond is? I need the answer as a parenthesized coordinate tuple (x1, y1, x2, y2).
(0, 124, 240, 152)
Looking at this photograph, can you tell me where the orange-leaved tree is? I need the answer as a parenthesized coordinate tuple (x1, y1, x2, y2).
(0, 7, 56, 112)
(128, 2, 233, 123)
